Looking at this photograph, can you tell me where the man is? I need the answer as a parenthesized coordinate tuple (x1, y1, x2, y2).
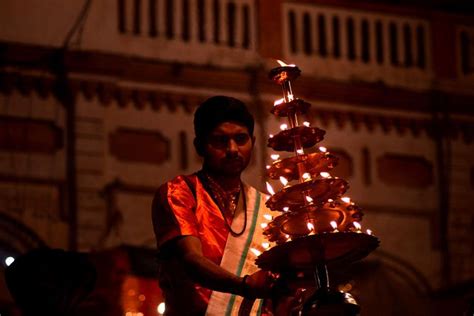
(152, 96, 280, 315)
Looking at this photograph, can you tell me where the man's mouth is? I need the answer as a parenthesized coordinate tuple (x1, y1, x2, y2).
(223, 157, 243, 165)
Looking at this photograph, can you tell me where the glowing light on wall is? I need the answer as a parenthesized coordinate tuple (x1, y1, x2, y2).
(157, 302, 166, 314)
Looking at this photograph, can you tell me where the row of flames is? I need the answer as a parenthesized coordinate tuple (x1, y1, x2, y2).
(250, 219, 373, 257)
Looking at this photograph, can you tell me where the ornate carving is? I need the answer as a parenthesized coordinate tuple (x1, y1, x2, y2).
(1, 68, 473, 143)
(376, 153, 433, 188)
(330, 149, 353, 179)
(109, 128, 170, 165)
(0, 116, 63, 153)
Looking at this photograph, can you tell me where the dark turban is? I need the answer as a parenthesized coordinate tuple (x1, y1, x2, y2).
(193, 96, 254, 155)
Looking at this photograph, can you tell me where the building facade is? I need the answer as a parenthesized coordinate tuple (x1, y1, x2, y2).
(0, 0, 473, 314)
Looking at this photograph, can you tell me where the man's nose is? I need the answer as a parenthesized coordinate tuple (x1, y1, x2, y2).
(226, 139, 239, 154)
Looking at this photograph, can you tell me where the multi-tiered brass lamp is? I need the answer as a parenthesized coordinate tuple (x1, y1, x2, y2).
(257, 61, 380, 315)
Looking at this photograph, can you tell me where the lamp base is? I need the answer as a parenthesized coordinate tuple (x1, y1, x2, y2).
(294, 288, 360, 316)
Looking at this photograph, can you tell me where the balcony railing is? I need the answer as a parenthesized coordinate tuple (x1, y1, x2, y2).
(112, 0, 258, 66)
(282, 3, 433, 90)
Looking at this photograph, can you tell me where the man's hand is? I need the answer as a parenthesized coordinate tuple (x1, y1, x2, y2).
(242, 270, 275, 298)
(242, 270, 293, 299)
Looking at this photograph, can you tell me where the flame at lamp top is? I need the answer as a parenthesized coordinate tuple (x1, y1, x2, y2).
(307, 222, 315, 231)
(305, 195, 314, 203)
(277, 59, 296, 67)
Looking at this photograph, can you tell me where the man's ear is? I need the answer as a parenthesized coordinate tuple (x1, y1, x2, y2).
(193, 137, 204, 156)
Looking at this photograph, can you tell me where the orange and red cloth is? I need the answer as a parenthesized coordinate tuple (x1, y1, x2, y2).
(153, 174, 276, 315)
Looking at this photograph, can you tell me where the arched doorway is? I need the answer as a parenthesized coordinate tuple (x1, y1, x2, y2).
(330, 250, 433, 316)
(0, 212, 48, 314)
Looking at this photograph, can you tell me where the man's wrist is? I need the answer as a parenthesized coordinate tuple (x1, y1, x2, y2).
(240, 274, 250, 298)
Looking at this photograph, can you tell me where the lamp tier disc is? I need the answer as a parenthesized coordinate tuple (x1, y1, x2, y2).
(265, 178, 348, 211)
(268, 152, 339, 181)
(255, 232, 379, 271)
(268, 126, 326, 152)
(271, 99, 311, 117)
(263, 202, 363, 243)
(269, 66, 301, 84)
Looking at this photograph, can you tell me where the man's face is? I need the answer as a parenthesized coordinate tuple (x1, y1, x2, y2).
(201, 121, 255, 177)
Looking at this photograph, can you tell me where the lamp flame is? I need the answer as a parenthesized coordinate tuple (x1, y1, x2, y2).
(263, 214, 273, 221)
(307, 222, 315, 231)
(274, 98, 285, 106)
(276, 59, 296, 67)
(279, 176, 289, 186)
(283, 206, 289, 212)
(302, 172, 311, 180)
(366, 229, 373, 235)
(305, 195, 314, 203)
(262, 242, 270, 249)
(296, 148, 304, 155)
(266, 165, 271, 170)
(353, 222, 361, 230)
(319, 146, 327, 152)
(260, 223, 268, 229)
(270, 154, 280, 160)
(269, 134, 274, 138)
(303, 121, 310, 127)
(250, 248, 262, 256)
(266, 182, 276, 195)
(320, 172, 330, 178)
(341, 196, 351, 203)
(330, 221, 338, 230)
(280, 124, 288, 130)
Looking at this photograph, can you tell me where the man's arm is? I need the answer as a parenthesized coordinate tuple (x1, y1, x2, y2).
(170, 235, 274, 298)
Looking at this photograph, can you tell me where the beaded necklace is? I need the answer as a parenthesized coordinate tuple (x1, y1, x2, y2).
(197, 170, 247, 237)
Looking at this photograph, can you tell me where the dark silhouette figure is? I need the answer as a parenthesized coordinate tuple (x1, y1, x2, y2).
(5, 248, 96, 316)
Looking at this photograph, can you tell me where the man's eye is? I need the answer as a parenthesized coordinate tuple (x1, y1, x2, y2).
(209, 135, 228, 146)
(234, 134, 250, 144)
